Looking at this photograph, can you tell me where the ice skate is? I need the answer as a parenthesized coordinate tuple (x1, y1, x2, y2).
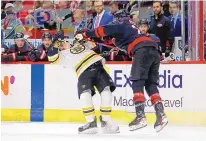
(100, 116, 120, 134)
(154, 102, 168, 132)
(78, 117, 98, 134)
(129, 114, 147, 131)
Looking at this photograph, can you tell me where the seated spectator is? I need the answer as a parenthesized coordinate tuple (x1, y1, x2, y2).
(111, 2, 119, 15)
(13, 0, 24, 14)
(73, 8, 85, 34)
(57, 0, 72, 30)
(169, 1, 188, 43)
(28, 32, 53, 62)
(1, 3, 25, 39)
(38, 1, 63, 30)
(25, 1, 43, 29)
(1, 32, 33, 62)
(14, 0, 34, 25)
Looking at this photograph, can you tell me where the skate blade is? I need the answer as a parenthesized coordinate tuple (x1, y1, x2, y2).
(129, 122, 147, 131)
(155, 120, 168, 133)
(78, 127, 98, 134)
(101, 127, 120, 134)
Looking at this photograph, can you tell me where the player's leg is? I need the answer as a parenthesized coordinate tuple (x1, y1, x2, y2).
(129, 47, 153, 131)
(145, 48, 168, 132)
(77, 71, 97, 134)
(94, 64, 119, 133)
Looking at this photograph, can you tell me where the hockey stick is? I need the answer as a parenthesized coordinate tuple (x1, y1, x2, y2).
(83, 37, 120, 51)
(23, 35, 36, 50)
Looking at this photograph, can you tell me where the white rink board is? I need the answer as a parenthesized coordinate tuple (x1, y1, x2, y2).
(1, 65, 31, 108)
(44, 64, 206, 112)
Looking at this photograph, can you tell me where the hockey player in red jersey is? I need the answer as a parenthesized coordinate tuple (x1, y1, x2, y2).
(76, 9, 168, 132)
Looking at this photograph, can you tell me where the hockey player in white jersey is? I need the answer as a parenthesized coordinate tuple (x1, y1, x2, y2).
(47, 31, 119, 134)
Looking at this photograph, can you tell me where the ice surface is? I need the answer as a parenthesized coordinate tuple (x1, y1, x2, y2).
(1, 122, 206, 141)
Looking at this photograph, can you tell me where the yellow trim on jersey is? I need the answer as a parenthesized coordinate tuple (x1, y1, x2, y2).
(48, 54, 61, 64)
(48, 54, 59, 62)
(52, 55, 61, 64)
(74, 52, 96, 70)
(76, 54, 101, 77)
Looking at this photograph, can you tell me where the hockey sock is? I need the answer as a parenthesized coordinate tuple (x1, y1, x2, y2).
(133, 92, 145, 116)
(80, 90, 95, 122)
(150, 93, 162, 105)
(100, 86, 112, 121)
(150, 94, 164, 115)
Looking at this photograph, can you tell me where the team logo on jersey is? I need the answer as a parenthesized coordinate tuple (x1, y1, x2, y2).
(70, 43, 85, 54)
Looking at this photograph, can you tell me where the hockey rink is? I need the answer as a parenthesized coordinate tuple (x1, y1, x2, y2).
(1, 123, 206, 141)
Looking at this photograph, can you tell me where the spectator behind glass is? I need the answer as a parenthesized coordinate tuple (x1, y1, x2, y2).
(92, 1, 114, 54)
(25, 1, 43, 29)
(149, 1, 174, 59)
(73, 8, 85, 34)
(162, 1, 171, 17)
(86, 1, 96, 30)
(13, 0, 23, 14)
(1, 32, 33, 62)
(111, 2, 119, 15)
(130, 7, 140, 27)
(40, 0, 63, 30)
(1, 3, 25, 39)
(56, 0, 72, 30)
(168, 1, 188, 43)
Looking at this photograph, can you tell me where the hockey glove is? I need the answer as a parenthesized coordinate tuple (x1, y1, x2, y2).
(28, 49, 42, 62)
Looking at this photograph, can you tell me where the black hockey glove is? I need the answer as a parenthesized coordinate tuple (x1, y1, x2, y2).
(28, 49, 41, 62)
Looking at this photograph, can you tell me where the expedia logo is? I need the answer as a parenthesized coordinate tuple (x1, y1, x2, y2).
(114, 69, 183, 88)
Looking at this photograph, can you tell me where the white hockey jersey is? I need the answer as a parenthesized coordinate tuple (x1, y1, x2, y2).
(48, 41, 104, 78)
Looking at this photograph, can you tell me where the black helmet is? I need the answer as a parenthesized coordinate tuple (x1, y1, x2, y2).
(14, 32, 24, 39)
(42, 32, 52, 40)
(139, 19, 149, 26)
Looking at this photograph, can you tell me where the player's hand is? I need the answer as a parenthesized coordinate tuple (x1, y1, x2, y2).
(1, 53, 16, 62)
(28, 49, 41, 61)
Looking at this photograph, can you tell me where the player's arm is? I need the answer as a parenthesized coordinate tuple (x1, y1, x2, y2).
(2, 45, 28, 62)
(85, 22, 122, 38)
(47, 46, 59, 63)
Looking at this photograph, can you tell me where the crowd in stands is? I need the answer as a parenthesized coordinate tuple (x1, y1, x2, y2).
(1, 0, 205, 63)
